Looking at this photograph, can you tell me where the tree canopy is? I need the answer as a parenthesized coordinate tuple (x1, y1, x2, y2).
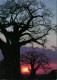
(0, 0, 56, 79)
(0, 0, 54, 48)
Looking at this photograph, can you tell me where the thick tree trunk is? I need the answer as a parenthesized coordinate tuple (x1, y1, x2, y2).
(1, 43, 21, 79)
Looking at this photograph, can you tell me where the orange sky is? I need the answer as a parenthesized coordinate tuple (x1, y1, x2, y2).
(21, 63, 57, 74)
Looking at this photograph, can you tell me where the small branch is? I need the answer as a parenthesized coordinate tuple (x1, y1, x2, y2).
(20, 37, 43, 46)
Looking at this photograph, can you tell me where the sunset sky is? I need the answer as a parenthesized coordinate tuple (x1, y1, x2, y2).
(20, 46, 57, 74)
(0, 0, 57, 74)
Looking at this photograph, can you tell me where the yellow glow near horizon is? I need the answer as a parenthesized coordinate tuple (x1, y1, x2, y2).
(22, 68, 28, 72)
(21, 67, 29, 73)
(23, 68, 28, 72)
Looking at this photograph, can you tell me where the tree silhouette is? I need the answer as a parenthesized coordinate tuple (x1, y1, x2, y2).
(0, 0, 55, 79)
(40, 65, 51, 75)
(40, 65, 52, 80)
(0, 60, 5, 78)
(21, 51, 49, 78)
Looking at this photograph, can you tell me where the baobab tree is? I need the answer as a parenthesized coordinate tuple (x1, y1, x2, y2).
(0, 0, 55, 79)
(21, 51, 49, 77)
(0, 60, 5, 78)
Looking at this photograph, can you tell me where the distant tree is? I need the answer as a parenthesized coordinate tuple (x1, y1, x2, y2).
(40, 65, 51, 75)
(0, 0, 55, 79)
(21, 51, 49, 77)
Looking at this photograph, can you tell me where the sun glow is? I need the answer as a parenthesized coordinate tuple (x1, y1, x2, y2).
(21, 67, 30, 74)
(23, 68, 28, 72)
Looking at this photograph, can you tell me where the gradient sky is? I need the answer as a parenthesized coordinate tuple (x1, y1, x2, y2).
(0, 0, 57, 74)
(42, 0, 57, 49)
(20, 46, 57, 74)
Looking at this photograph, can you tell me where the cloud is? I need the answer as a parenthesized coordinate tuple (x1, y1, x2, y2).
(0, 46, 57, 63)
(20, 46, 57, 63)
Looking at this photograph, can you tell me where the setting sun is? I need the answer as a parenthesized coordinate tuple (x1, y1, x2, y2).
(23, 68, 28, 72)
(21, 66, 30, 74)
